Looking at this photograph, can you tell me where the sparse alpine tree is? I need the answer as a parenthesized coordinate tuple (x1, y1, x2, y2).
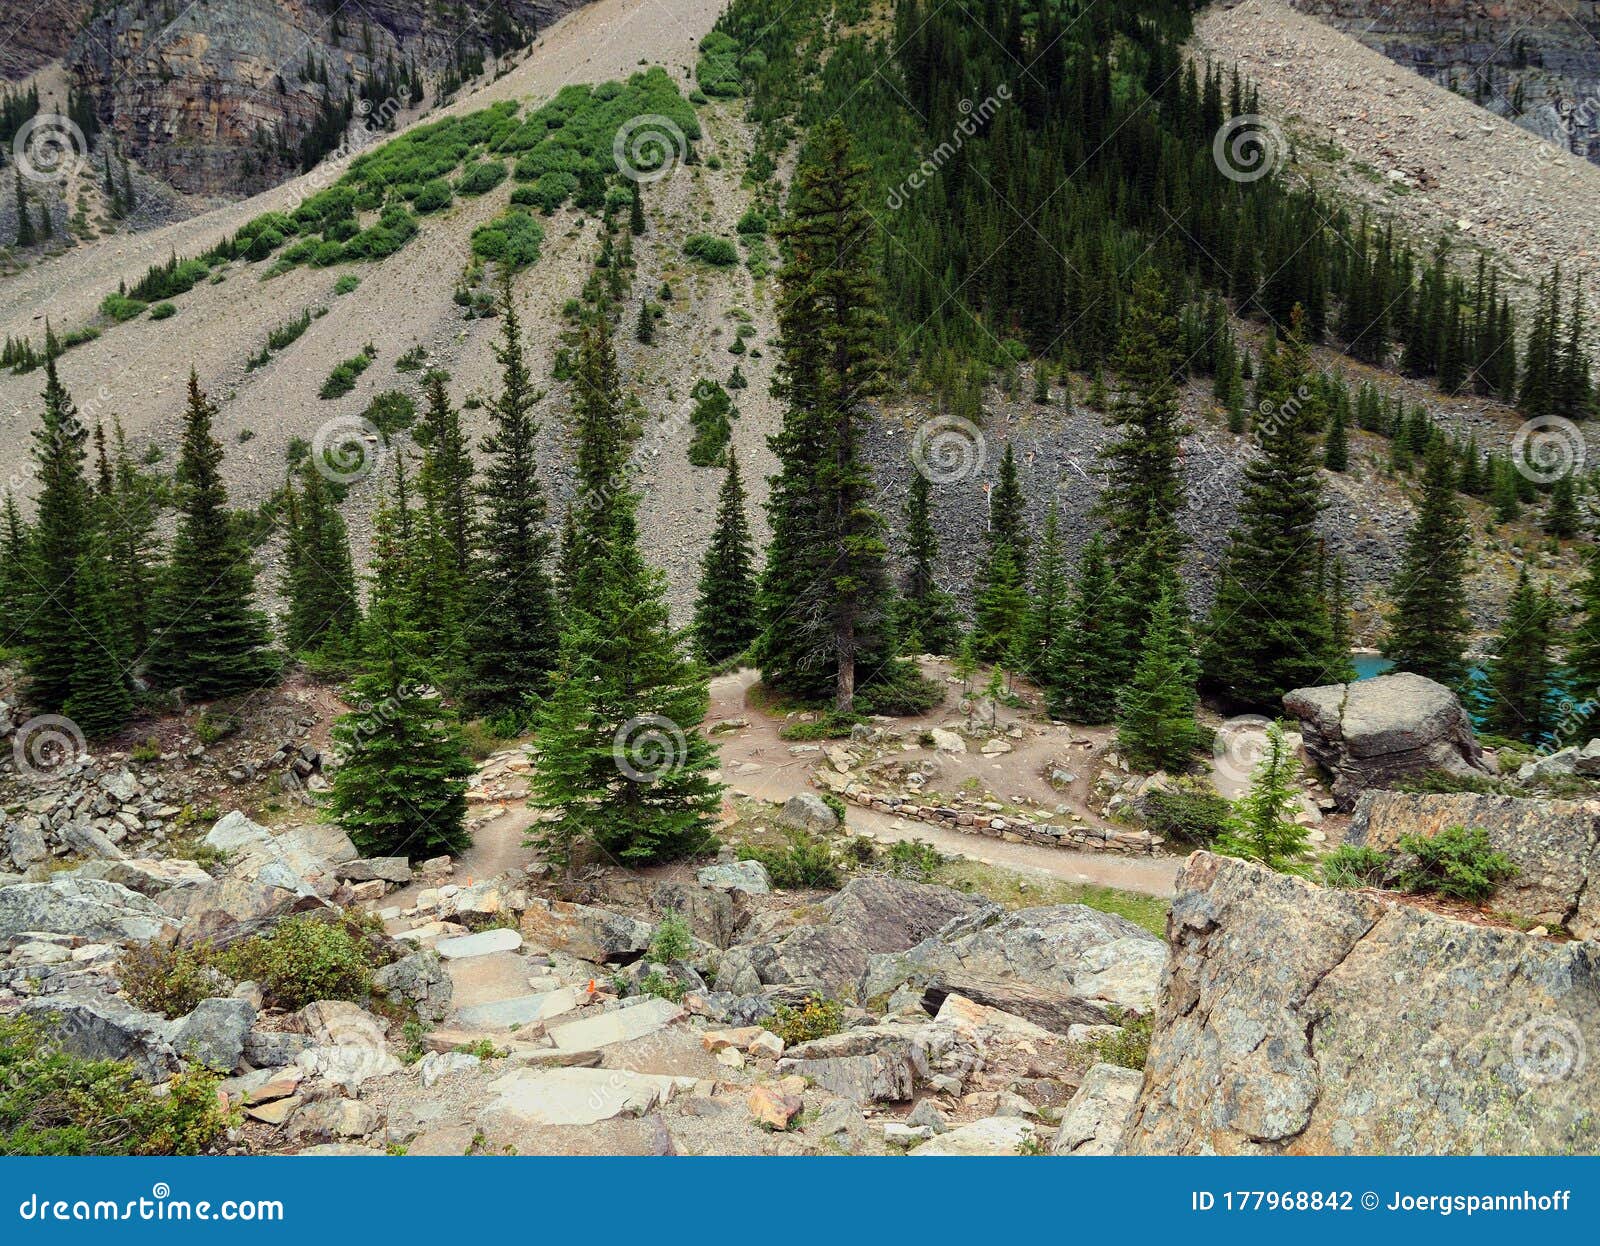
(146, 371, 279, 699)
(1385, 436, 1472, 687)
(1484, 567, 1559, 745)
(693, 448, 759, 665)
(1048, 533, 1128, 723)
(461, 279, 558, 721)
(1215, 723, 1312, 874)
(22, 357, 91, 712)
(895, 468, 961, 656)
(1116, 583, 1200, 769)
(280, 460, 360, 658)
(327, 500, 473, 861)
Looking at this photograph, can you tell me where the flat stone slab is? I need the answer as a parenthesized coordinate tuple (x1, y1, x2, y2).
(545, 997, 683, 1052)
(483, 1066, 696, 1127)
(455, 987, 580, 1030)
(909, 1116, 1038, 1156)
(436, 928, 523, 959)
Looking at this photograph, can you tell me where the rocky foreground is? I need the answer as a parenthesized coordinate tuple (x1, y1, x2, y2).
(2, 774, 1594, 1154)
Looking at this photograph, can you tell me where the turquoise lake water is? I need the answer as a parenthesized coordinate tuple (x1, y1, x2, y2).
(1351, 653, 1394, 681)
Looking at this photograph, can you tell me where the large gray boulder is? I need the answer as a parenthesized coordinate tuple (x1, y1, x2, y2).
(1348, 791, 1600, 938)
(716, 876, 989, 998)
(0, 875, 175, 945)
(1283, 672, 1493, 809)
(172, 997, 256, 1072)
(1053, 1062, 1142, 1155)
(519, 898, 657, 964)
(203, 811, 355, 896)
(373, 949, 452, 1022)
(863, 903, 1165, 1014)
(780, 792, 839, 833)
(18, 992, 178, 1080)
(1121, 853, 1600, 1155)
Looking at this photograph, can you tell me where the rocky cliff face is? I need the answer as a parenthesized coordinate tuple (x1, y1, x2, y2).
(0, 0, 91, 81)
(1291, 0, 1600, 163)
(1121, 853, 1600, 1154)
(64, 0, 582, 196)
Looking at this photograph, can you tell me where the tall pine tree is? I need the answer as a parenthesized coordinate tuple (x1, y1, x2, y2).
(461, 279, 558, 721)
(894, 468, 961, 655)
(1484, 567, 1558, 745)
(692, 449, 759, 665)
(1385, 437, 1472, 687)
(145, 372, 279, 700)
(1048, 533, 1128, 723)
(1116, 583, 1200, 769)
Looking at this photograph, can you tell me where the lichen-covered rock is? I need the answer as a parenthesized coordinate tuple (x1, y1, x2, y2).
(1121, 853, 1600, 1155)
(18, 992, 179, 1080)
(1053, 1063, 1141, 1155)
(518, 898, 655, 964)
(0, 874, 176, 944)
(1283, 673, 1493, 809)
(372, 949, 452, 1022)
(1348, 791, 1600, 938)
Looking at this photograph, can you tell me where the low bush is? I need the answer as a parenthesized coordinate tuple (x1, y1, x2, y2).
(684, 234, 739, 267)
(100, 293, 147, 322)
(0, 1014, 228, 1155)
(217, 911, 393, 1011)
(1395, 825, 1518, 903)
(647, 912, 695, 963)
(148, 302, 177, 320)
(116, 941, 224, 1020)
(1138, 784, 1230, 846)
(765, 996, 846, 1046)
(471, 209, 544, 271)
(741, 829, 841, 889)
(320, 345, 377, 399)
(1320, 843, 1389, 890)
(412, 178, 453, 213)
(886, 838, 943, 881)
(1078, 1008, 1153, 1071)
(456, 160, 508, 195)
(362, 389, 418, 436)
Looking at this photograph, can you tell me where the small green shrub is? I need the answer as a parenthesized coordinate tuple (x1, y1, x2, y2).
(412, 178, 453, 213)
(217, 911, 391, 1011)
(100, 293, 147, 322)
(320, 344, 377, 398)
(456, 160, 508, 195)
(765, 997, 846, 1046)
(334, 274, 361, 295)
(1138, 784, 1231, 846)
(1395, 825, 1518, 903)
(777, 711, 861, 741)
(471, 209, 544, 271)
(886, 838, 942, 881)
(647, 912, 695, 964)
(741, 829, 841, 889)
(1075, 1008, 1153, 1071)
(454, 1039, 507, 1060)
(684, 234, 738, 266)
(148, 301, 177, 320)
(637, 971, 687, 1003)
(1320, 843, 1390, 890)
(362, 389, 418, 435)
(116, 941, 223, 1020)
(0, 1014, 228, 1155)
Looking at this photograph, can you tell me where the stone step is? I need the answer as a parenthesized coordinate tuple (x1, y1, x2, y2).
(436, 927, 523, 959)
(481, 1066, 698, 1128)
(544, 996, 683, 1052)
(454, 986, 581, 1031)
(445, 950, 543, 1010)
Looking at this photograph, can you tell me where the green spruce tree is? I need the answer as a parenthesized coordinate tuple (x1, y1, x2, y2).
(1215, 723, 1311, 873)
(1484, 567, 1559, 744)
(1115, 583, 1200, 769)
(692, 448, 759, 665)
(145, 371, 279, 700)
(1385, 437, 1472, 686)
(461, 279, 558, 721)
(1048, 533, 1128, 723)
(894, 468, 961, 655)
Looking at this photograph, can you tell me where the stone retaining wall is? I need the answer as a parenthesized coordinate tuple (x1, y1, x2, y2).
(842, 789, 1160, 856)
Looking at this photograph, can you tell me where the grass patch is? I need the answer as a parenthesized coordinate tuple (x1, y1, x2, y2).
(936, 857, 1170, 937)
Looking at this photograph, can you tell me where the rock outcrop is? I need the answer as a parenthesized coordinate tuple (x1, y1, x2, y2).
(1348, 790, 1600, 938)
(0, 0, 91, 80)
(1122, 853, 1600, 1155)
(1283, 672, 1493, 808)
(64, 0, 576, 196)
